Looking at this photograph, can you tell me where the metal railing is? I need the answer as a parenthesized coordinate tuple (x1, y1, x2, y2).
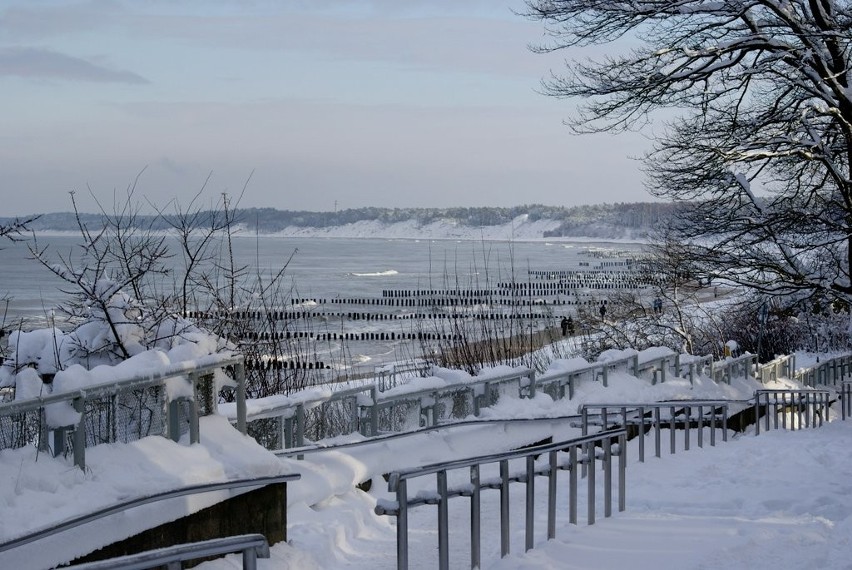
(368, 367, 533, 433)
(0, 474, 300, 556)
(69, 534, 270, 570)
(374, 428, 627, 570)
(793, 354, 852, 387)
(0, 354, 247, 470)
(757, 354, 796, 383)
(841, 381, 852, 420)
(578, 400, 736, 462)
(228, 367, 537, 450)
(275, 414, 583, 459)
(709, 353, 758, 384)
(753, 389, 831, 433)
(233, 350, 764, 453)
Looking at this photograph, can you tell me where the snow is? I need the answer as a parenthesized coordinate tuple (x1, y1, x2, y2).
(1, 349, 847, 569)
(0, 415, 293, 570)
(258, 216, 564, 242)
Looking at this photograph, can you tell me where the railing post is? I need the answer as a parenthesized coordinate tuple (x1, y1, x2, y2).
(243, 546, 258, 570)
(500, 459, 510, 557)
(603, 437, 612, 518)
(350, 395, 359, 435)
(754, 395, 761, 436)
(669, 405, 676, 454)
(73, 396, 86, 471)
(38, 408, 49, 453)
(296, 404, 305, 447)
(569, 445, 578, 525)
(618, 432, 626, 512)
(587, 440, 596, 525)
(654, 406, 661, 458)
(52, 426, 67, 458)
(528, 370, 537, 398)
(370, 386, 378, 436)
(168, 399, 182, 443)
(236, 361, 247, 435)
(547, 450, 557, 540)
(189, 372, 200, 445)
(396, 479, 409, 570)
(437, 470, 449, 570)
(470, 465, 481, 569)
(525, 455, 535, 551)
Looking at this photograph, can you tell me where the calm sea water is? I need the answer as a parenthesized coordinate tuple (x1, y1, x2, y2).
(0, 235, 641, 319)
(0, 235, 642, 367)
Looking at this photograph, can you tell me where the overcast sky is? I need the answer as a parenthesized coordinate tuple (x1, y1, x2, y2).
(0, 0, 653, 216)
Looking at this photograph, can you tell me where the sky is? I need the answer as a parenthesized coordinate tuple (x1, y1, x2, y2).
(0, 0, 653, 217)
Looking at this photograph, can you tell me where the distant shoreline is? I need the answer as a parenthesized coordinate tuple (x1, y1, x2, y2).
(26, 229, 647, 245)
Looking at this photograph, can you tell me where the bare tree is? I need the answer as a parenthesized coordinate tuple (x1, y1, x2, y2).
(28, 189, 171, 363)
(0, 215, 38, 347)
(524, 1, 852, 306)
(0, 216, 37, 243)
(153, 175, 228, 315)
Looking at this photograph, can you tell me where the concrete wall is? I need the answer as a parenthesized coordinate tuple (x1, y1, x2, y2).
(70, 482, 287, 567)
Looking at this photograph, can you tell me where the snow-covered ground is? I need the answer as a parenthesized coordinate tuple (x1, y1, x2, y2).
(240, 215, 644, 243)
(2, 350, 848, 569)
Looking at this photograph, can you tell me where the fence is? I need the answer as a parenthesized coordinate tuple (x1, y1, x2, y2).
(578, 400, 735, 462)
(753, 389, 831, 433)
(234, 351, 763, 452)
(374, 428, 627, 570)
(0, 354, 247, 470)
(227, 348, 852, 456)
(794, 354, 852, 387)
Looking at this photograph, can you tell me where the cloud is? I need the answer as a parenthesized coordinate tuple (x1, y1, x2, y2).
(0, 46, 148, 84)
(119, 4, 546, 79)
(0, 1, 125, 40)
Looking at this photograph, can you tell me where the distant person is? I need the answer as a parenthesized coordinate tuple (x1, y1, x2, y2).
(567, 316, 575, 335)
(561, 316, 569, 336)
(653, 297, 663, 314)
(599, 303, 606, 320)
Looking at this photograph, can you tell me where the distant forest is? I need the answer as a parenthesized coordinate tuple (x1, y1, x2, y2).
(4, 202, 680, 238)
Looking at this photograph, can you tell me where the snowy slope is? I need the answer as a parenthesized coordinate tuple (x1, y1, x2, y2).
(2, 350, 839, 569)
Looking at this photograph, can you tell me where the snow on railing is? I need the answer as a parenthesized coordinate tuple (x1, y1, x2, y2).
(0, 474, 298, 560)
(757, 354, 796, 383)
(793, 354, 852, 387)
(0, 354, 247, 470)
(233, 350, 764, 453)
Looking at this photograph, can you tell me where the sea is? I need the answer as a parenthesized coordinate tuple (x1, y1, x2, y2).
(0, 235, 644, 368)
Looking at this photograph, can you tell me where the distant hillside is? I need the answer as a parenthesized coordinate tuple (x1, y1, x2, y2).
(3, 203, 678, 241)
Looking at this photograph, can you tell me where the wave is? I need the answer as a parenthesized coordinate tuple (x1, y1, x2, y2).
(350, 270, 399, 277)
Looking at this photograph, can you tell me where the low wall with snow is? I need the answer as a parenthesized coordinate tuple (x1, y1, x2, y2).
(70, 482, 287, 567)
